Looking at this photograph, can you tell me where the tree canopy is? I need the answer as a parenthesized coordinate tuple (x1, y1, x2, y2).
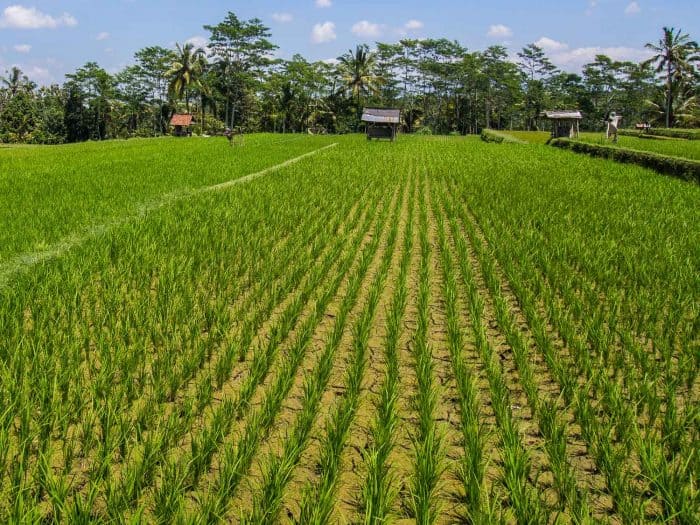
(0, 16, 697, 144)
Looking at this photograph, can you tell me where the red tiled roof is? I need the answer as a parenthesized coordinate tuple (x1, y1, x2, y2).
(170, 114, 194, 126)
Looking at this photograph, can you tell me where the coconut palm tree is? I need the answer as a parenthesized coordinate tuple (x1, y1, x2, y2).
(337, 45, 381, 121)
(644, 27, 699, 127)
(1, 66, 34, 97)
(168, 42, 206, 112)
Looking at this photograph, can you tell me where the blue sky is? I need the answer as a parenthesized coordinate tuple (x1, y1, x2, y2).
(0, 0, 698, 84)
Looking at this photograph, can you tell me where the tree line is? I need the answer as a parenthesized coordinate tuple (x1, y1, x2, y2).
(0, 12, 698, 144)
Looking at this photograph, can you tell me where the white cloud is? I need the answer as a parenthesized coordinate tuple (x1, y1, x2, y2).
(551, 46, 652, 69)
(0, 5, 77, 29)
(535, 37, 569, 52)
(625, 2, 641, 15)
(96, 31, 110, 41)
(272, 12, 293, 23)
(185, 36, 207, 49)
(13, 43, 31, 53)
(351, 20, 383, 38)
(311, 21, 336, 43)
(405, 19, 424, 31)
(315, 0, 332, 7)
(23, 65, 51, 83)
(586, 0, 599, 15)
(487, 24, 512, 38)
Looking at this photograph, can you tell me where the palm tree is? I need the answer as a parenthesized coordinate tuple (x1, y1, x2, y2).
(337, 45, 381, 121)
(644, 27, 699, 127)
(1, 66, 33, 97)
(168, 42, 206, 112)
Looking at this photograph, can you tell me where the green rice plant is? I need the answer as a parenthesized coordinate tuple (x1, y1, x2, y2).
(0, 134, 697, 522)
(0, 135, 336, 264)
(436, 198, 548, 522)
(199, 180, 402, 524)
(150, 196, 380, 523)
(404, 178, 445, 525)
(578, 132, 700, 161)
(359, 173, 416, 525)
(448, 191, 591, 519)
(294, 184, 406, 525)
(0, 138, 363, 520)
(551, 137, 700, 182)
(246, 172, 411, 525)
(431, 197, 494, 523)
(620, 127, 700, 140)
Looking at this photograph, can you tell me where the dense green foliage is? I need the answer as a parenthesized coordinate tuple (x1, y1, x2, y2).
(551, 137, 700, 182)
(0, 135, 698, 522)
(1, 15, 698, 144)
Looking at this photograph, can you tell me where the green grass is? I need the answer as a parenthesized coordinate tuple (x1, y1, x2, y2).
(497, 130, 551, 144)
(578, 132, 700, 160)
(0, 134, 335, 263)
(0, 134, 698, 523)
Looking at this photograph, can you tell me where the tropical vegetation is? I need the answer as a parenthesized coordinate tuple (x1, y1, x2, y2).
(0, 13, 698, 143)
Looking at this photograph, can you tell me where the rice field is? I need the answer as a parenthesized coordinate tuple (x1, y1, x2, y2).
(577, 132, 700, 161)
(495, 130, 551, 144)
(1, 135, 698, 523)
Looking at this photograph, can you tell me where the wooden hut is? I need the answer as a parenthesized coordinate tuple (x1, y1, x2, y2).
(362, 108, 400, 141)
(541, 110, 582, 139)
(170, 114, 194, 136)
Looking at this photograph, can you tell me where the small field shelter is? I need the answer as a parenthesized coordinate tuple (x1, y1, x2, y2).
(362, 108, 400, 141)
(170, 114, 194, 137)
(541, 110, 582, 139)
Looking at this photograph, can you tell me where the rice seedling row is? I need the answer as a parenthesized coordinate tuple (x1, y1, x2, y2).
(292, 176, 407, 524)
(358, 168, 416, 524)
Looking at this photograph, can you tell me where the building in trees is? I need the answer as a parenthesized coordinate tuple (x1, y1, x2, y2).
(170, 113, 194, 136)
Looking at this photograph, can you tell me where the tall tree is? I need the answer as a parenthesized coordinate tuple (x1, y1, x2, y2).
(518, 44, 558, 129)
(115, 65, 151, 134)
(582, 55, 628, 126)
(168, 42, 206, 112)
(204, 12, 278, 128)
(518, 44, 557, 81)
(338, 45, 381, 124)
(644, 27, 700, 127)
(481, 46, 522, 130)
(1, 67, 34, 97)
(135, 46, 174, 134)
(65, 62, 114, 140)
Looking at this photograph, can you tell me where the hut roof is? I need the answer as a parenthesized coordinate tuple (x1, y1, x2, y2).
(541, 110, 583, 120)
(362, 108, 401, 124)
(170, 114, 194, 126)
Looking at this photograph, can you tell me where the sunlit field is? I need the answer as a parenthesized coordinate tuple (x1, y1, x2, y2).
(577, 132, 700, 161)
(1, 135, 698, 523)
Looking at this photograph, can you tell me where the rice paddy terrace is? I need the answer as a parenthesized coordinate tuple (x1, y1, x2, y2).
(0, 134, 698, 523)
